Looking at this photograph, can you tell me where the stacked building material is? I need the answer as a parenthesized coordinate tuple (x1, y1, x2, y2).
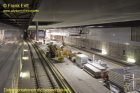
(83, 64, 101, 78)
(108, 66, 140, 92)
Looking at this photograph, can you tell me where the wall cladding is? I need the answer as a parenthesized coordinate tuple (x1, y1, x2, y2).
(0, 23, 23, 43)
(135, 47, 140, 65)
(131, 27, 140, 42)
(87, 27, 132, 45)
(108, 42, 126, 60)
(64, 37, 140, 64)
(62, 27, 140, 65)
(50, 27, 140, 65)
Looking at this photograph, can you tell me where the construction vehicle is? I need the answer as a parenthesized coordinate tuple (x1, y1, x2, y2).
(46, 42, 78, 62)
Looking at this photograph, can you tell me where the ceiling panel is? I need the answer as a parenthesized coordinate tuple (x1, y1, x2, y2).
(32, 0, 140, 28)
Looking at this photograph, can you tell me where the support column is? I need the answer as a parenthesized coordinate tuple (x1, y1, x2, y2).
(36, 21, 38, 41)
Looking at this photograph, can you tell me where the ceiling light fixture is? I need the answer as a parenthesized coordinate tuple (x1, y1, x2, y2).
(125, 43, 130, 45)
(22, 57, 29, 60)
(98, 26, 103, 27)
(23, 49, 28, 52)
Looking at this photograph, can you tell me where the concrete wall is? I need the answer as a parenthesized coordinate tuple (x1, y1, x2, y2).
(0, 23, 23, 43)
(0, 23, 23, 92)
(88, 28, 131, 44)
(50, 27, 140, 65)
(4, 29, 23, 43)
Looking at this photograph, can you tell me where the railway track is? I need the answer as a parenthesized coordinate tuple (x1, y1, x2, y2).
(28, 42, 76, 93)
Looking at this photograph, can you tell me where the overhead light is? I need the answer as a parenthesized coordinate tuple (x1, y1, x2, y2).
(102, 49, 107, 55)
(125, 43, 130, 45)
(127, 58, 136, 63)
(98, 26, 103, 27)
(88, 26, 95, 28)
(20, 72, 30, 78)
(22, 57, 29, 60)
(23, 49, 28, 52)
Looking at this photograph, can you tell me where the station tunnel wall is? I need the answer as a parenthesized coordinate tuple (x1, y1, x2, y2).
(49, 27, 140, 65)
(0, 23, 23, 44)
(0, 23, 23, 91)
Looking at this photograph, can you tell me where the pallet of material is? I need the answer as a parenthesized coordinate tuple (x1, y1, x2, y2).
(108, 68, 126, 89)
(83, 64, 101, 78)
(88, 62, 106, 71)
(108, 66, 140, 91)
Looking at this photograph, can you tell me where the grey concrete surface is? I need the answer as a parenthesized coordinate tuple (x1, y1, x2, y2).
(54, 58, 110, 93)
(39, 44, 121, 93)
(0, 44, 21, 93)
(18, 43, 36, 92)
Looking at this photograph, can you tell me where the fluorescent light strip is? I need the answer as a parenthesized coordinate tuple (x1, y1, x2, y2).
(23, 49, 28, 52)
(22, 57, 29, 60)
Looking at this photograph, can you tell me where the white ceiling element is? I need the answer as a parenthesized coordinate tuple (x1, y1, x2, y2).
(30, 0, 140, 29)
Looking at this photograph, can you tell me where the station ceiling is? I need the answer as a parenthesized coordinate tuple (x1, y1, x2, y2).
(1, 0, 140, 29)
(30, 0, 140, 29)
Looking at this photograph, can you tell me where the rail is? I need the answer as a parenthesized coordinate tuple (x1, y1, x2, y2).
(32, 42, 76, 93)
